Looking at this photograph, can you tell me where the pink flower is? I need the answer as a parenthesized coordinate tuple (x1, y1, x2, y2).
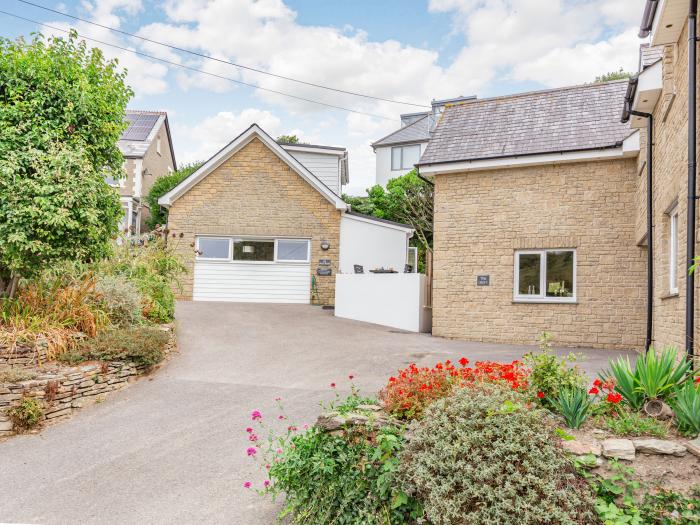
(348, 374, 354, 380)
(276, 448, 283, 454)
(303, 424, 309, 430)
(245, 427, 253, 433)
(274, 396, 281, 401)
(278, 415, 286, 420)
(246, 447, 257, 457)
(249, 434, 258, 442)
(263, 480, 270, 487)
(265, 464, 271, 470)
(243, 481, 251, 488)
(330, 382, 336, 388)
(251, 410, 262, 420)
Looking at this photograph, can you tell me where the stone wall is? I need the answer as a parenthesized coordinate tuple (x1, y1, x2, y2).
(432, 158, 647, 350)
(0, 341, 49, 369)
(0, 328, 175, 438)
(166, 137, 341, 305)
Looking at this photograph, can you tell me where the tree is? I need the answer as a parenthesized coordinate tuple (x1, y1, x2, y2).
(0, 32, 133, 296)
(343, 170, 433, 268)
(145, 162, 203, 230)
(595, 68, 632, 83)
(276, 134, 301, 144)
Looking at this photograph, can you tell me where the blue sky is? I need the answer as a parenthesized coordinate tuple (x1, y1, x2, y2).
(0, 0, 646, 193)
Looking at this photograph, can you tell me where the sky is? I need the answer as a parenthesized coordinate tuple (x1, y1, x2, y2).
(0, 0, 647, 195)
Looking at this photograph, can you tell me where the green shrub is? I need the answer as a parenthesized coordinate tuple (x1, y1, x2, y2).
(0, 366, 37, 383)
(76, 326, 169, 367)
(554, 387, 591, 429)
(268, 425, 421, 524)
(524, 332, 586, 407)
(639, 487, 700, 524)
(635, 346, 691, 400)
(144, 162, 202, 230)
(603, 355, 646, 411)
(398, 383, 596, 525)
(670, 381, 700, 437)
(599, 409, 669, 438)
(8, 397, 43, 430)
(92, 274, 144, 326)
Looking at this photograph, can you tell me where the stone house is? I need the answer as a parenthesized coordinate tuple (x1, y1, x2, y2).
(158, 124, 414, 305)
(114, 110, 176, 234)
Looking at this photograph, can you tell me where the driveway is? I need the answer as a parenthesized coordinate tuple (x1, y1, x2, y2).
(0, 302, 636, 525)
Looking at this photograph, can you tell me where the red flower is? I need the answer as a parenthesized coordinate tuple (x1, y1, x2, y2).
(606, 392, 623, 404)
(459, 357, 469, 367)
(348, 374, 354, 380)
(330, 383, 336, 388)
(588, 387, 599, 395)
(593, 378, 603, 387)
(537, 391, 545, 399)
(695, 376, 700, 385)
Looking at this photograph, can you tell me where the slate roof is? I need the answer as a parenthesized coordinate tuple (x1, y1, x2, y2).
(118, 110, 168, 158)
(418, 81, 634, 165)
(371, 113, 431, 148)
(640, 44, 664, 70)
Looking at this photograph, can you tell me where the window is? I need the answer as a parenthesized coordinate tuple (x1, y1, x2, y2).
(276, 239, 310, 262)
(156, 134, 162, 155)
(391, 144, 421, 170)
(197, 237, 230, 260)
(669, 207, 679, 294)
(233, 239, 274, 262)
(514, 249, 576, 302)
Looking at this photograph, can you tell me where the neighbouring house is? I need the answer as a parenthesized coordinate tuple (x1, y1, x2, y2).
(417, 81, 645, 350)
(113, 110, 176, 234)
(371, 96, 475, 187)
(158, 124, 414, 306)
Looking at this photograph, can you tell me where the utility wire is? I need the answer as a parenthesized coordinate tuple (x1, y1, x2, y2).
(0, 10, 399, 121)
(15, 0, 430, 109)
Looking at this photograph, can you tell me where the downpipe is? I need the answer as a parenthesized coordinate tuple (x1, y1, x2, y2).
(687, 0, 697, 366)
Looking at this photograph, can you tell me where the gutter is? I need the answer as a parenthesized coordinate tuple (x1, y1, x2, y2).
(639, 0, 660, 38)
(686, 0, 697, 365)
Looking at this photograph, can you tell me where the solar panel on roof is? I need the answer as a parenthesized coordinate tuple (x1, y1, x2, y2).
(121, 113, 160, 141)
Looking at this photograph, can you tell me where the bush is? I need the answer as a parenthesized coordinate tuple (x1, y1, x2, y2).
(603, 355, 646, 411)
(92, 274, 143, 326)
(73, 326, 169, 367)
(8, 397, 43, 430)
(144, 162, 202, 230)
(0, 366, 37, 383)
(639, 487, 700, 524)
(553, 387, 591, 429)
(398, 384, 596, 525)
(635, 346, 691, 400)
(599, 409, 669, 438)
(670, 381, 700, 437)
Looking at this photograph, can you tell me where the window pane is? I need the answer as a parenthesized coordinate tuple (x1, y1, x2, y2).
(670, 213, 678, 290)
(391, 147, 402, 170)
(277, 239, 309, 261)
(546, 251, 574, 297)
(401, 145, 421, 169)
(233, 240, 274, 261)
(518, 254, 541, 295)
(198, 237, 230, 259)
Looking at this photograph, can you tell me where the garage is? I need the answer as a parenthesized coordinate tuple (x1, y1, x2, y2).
(192, 236, 312, 303)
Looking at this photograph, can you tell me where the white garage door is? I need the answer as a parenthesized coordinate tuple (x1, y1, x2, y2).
(193, 236, 311, 304)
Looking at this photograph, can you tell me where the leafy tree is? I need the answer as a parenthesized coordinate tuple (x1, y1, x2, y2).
(276, 134, 302, 144)
(145, 162, 203, 230)
(0, 32, 133, 296)
(595, 68, 632, 83)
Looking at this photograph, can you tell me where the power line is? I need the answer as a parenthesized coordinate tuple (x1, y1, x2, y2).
(0, 10, 399, 121)
(15, 0, 430, 109)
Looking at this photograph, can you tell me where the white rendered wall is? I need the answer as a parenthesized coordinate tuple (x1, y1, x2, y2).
(374, 143, 428, 187)
(339, 215, 409, 274)
(335, 273, 432, 333)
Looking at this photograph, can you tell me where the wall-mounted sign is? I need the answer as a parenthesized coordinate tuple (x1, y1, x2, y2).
(317, 268, 332, 276)
(319, 259, 331, 266)
(477, 275, 490, 286)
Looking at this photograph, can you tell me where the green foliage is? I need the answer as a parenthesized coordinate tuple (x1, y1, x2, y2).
(639, 487, 700, 524)
(8, 397, 43, 430)
(398, 384, 596, 525)
(603, 356, 646, 411)
(145, 162, 202, 230)
(669, 381, 700, 437)
(92, 274, 144, 327)
(553, 387, 591, 429)
(635, 347, 691, 400)
(0, 366, 37, 383)
(524, 333, 586, 408)
(593, 460, 642, 525)
(276, 134, 302, 144)
(268, 425, 421, 524)
(599, 409, 669, 438)
(0, 32, 132, 284)
(595, 69, 632, 83)
(71, 326, 169, 367)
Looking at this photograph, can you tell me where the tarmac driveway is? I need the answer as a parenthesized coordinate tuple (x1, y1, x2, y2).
(0, 302, 637, 525)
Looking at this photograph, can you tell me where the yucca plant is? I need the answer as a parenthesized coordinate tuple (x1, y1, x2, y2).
(670, 381, 700, 437)
(602, 356, 645, 411)
(635, 346, 691, 400)
(554, 387, 591, 429)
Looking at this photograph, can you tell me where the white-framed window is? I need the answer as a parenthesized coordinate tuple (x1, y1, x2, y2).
(669, 207, 679, 294)
(275, 239, 310, 263)
(407, 246, 418, 273)
(391, 144, 421, 171)
(196, 237, 231, 260)
(514, 249, 576, 303)
(233, 239, 275, 262)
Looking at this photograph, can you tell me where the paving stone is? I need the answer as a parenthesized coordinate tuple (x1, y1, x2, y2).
(562, 440, 602, 456)
(633, 439, 687, 457)
(602, 438, 636, 461)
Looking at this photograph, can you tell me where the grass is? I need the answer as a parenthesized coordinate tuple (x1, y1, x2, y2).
(0, 366, 37, 383)
(598, 410, 670, 438)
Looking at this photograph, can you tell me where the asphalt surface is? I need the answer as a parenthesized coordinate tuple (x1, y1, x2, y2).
(0, 302, 637, 525)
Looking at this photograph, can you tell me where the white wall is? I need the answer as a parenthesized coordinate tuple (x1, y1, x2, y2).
(374, 142, 428, 187)
(287, 150, 341, 195)
(335, 273, 432, 332)
(339, 215, 409, 274)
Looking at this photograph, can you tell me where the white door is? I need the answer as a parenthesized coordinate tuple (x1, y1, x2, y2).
(192, 237, 311, 304)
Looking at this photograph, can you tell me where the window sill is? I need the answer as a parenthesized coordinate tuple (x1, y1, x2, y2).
(661, 292, 680, 301)
(512, 298, 577, 305)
